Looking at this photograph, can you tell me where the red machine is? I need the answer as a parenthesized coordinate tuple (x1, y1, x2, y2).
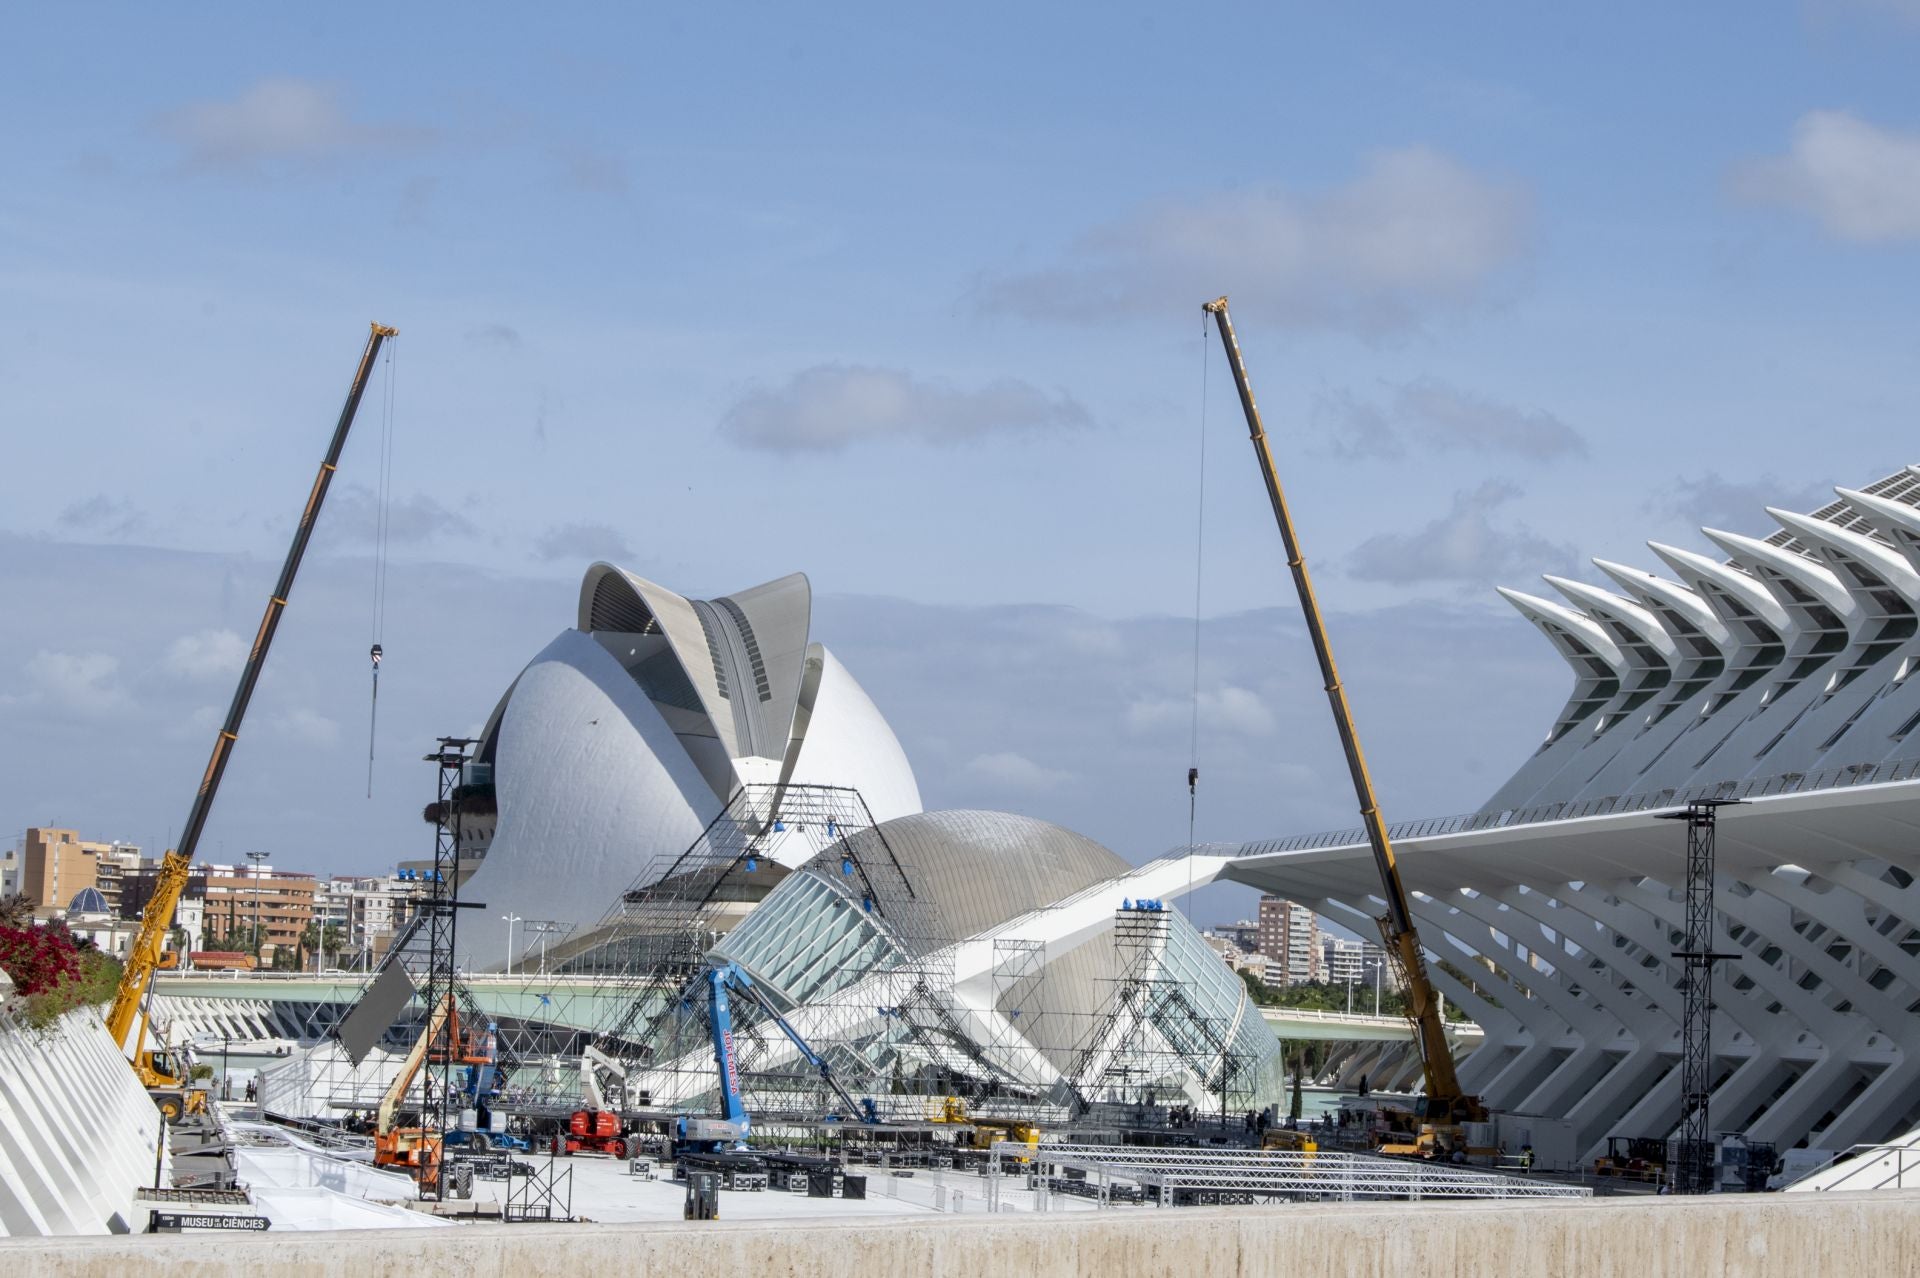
(555, 1109, 629, 1159)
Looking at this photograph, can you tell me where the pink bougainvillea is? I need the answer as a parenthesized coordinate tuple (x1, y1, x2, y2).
(0, 922, 83, 996)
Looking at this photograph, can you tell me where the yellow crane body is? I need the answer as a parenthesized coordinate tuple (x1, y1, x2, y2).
(1203, 296, 1485, 1141)
(104, 848, 203, 1120)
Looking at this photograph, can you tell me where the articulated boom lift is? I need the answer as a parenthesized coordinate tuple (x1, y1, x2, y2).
(374, 992, 457, 1191)
(1204, 297, 1487, 1147)
(677, 961, 873, 1150)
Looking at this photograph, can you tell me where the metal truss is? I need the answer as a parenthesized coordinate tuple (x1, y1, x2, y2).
(984, 1142, 1591, 1207)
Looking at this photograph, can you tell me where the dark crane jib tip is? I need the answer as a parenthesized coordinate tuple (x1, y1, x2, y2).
(372, 323, 399, 337)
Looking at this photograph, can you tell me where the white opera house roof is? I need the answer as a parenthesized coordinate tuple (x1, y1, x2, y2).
(1215, 467, 1920, 1162)
(456, 563, 922, 966)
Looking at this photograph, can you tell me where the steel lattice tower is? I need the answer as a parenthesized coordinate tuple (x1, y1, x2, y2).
(1661, 797, 1741, 1193)
(418, 736, 476, 1200)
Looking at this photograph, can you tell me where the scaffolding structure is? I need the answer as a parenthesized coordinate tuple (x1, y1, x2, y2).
(1662, 797, 1742, 1194)
(242, 788, 1271, 1138)
(1067, 903, 1253, 1120)
(551, 784, 1006, 1122)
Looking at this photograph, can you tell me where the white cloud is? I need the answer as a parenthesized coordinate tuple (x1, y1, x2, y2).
(271, 707, 341, 747)
(1127, 686, 1276, 739)
(163, 629, 247, 681)
(722, 365, 1091, 453)
(1348, 482, 1572, 584)
(1732, 110, 1920, 242)
(57, 494, 151, 540)
(18, 651, 125, 715)
(465, 323, 523, 350)
(1321, 379, 1584, 461)
(159, 77, 429, 171)
(534, 521, 635, 563)
(964, 750, 1073, 791)
(1646, 472, 1840, 537)
(980, 147, 1530, 333)
(324, 487, 477, 546)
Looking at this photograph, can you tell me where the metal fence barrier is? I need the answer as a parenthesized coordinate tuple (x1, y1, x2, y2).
(984, 1143, 1590, 1210)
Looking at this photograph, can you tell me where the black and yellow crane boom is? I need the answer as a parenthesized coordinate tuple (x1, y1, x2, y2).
(174, 322, 399, 864)
(106, 323, 397, 1117)
(1203, 296, 1479, 1125)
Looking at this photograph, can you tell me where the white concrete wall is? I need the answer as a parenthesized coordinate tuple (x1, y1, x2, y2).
(0, 973, 163, 1236)
(5, 1191, 1920, 1276)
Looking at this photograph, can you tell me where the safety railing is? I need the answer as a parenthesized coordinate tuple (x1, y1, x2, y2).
(1790, 1143, 1920, 1193)
(1227, 757, 1920, 859)
(984, 1142, 1590, 1209)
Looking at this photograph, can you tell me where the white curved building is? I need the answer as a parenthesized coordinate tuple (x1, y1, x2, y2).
(1219, 467, 1920, 1163)
(633, 809, 1281, 1113)
(456, 564, 922, 967)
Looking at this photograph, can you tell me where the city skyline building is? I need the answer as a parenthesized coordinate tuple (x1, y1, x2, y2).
(1256, 896, 1324, 987)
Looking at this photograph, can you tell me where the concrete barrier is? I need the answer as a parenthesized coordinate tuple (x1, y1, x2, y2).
(6, 1189, 1920, 1277)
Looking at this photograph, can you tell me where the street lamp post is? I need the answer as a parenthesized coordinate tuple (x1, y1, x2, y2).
(525, 920, 559, 975)
(245, 851, 270, 964)
(501, 913, 521, 976)
(1369, 959, 1383, 1017)
(1345, 975, 1356, 1015)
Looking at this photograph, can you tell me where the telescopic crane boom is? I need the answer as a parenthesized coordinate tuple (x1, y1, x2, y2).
(1203, 297, 1481, 1129)
(105, 323, 397, 1117)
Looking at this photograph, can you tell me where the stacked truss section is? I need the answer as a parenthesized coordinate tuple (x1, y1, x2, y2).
(1067, 902, 1258, 1119)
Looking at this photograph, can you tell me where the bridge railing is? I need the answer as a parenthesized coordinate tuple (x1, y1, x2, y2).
(1227, 757, 1920, 859)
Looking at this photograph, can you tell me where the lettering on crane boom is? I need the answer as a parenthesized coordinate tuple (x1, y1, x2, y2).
(724, 1029, 740, 1097)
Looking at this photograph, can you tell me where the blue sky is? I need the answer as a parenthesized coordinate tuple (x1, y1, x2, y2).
(5, 3, 1920, 920)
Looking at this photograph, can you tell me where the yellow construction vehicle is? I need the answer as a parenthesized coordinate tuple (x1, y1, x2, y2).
(1259, 1127, 1319, 1155)
(104, 849, 203, 1122)
(930, 1096, 1041, 1156)
(1206, 298, 1490, 1159)
(1593, 1136, 1667, 1183)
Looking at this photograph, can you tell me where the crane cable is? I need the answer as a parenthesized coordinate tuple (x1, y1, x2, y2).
(366, 336, 398, 798)
(1186, 309, 1211, 915)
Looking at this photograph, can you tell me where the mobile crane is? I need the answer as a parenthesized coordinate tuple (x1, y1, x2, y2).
(104, 849, 200, 1120)
(1204, 297, 1489, 1155)
(674, 960, 874, 1152)
(105, 323, 397, 1122)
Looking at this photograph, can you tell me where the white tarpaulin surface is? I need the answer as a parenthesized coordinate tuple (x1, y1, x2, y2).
(248, 1185, 450, 1231)
(229, 1122, 447, 1231)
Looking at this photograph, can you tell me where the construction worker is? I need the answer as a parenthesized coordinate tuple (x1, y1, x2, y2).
(1520, 1144, 1534, 1173)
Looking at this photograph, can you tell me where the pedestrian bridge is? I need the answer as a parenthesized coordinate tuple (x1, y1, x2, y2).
(155, 972, 1481, 1049)
(1258, 1006, 1483, 1045)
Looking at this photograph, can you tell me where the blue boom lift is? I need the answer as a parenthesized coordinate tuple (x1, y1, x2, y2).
(675, 961, 876, 1151)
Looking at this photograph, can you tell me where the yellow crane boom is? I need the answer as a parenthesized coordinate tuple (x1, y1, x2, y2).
(1203, 296, 1479, 1126)
(106, 323, 397, 1121)
(105, 849, 189, 1055)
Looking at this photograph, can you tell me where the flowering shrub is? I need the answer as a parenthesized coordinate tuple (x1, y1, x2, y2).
(0, 921, 121, 1031)
(0, 922, 81, 994)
